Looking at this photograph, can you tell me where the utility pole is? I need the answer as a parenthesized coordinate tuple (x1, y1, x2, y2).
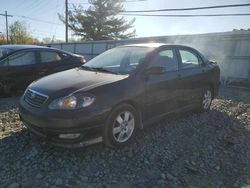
(0, 11, 13, 43)
(5, 11, 9, 43)
(65, 0, 68, 43)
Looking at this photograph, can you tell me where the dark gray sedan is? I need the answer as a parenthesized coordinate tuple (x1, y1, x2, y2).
(19, 43, 220, 148)
(0, 45, 85, 95)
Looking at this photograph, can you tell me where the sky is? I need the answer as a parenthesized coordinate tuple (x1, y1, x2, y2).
(0, 0, 250, 42)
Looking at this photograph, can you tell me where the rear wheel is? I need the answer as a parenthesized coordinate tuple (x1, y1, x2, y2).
(201, 88, 212, 111)
(103, 104, 138, 148)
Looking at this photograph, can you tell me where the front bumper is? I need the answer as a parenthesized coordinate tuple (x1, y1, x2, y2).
(22, 120, 103, 148)
(19, 96, 111, 148)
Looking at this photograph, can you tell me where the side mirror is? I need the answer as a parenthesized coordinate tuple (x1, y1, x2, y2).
(145, 66, 166, 75)
(208, 60, 217, 64)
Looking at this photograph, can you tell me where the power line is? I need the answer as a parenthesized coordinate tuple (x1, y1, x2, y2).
(21, 0, 42, 16)
(5, 13, 65, 40)
(13, 15, 64, 26)
(0, 11, 13, 43)
(68, 0, 147, 5)
(31, 31, 64, 37)
(122, 3, 250, 13)
(121, 13, 250, 17)
(125, 0, 147, 2)
(26, 0, 48, 17)
(51, 0, 61, 40)
(30, 30, 65, 40)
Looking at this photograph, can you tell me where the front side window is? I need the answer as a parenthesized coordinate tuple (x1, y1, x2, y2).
(84, 47, 153, 74)
(149, 49, 178, 71)
(5, 51, 35, 66)
(180, 50, 200, 69)
(40, 51, 62, 63)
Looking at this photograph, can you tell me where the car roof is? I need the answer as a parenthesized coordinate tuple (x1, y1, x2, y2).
(0, 44, 54, 51)
(121, 43, 191, 49)
(123, 43, 167, 48)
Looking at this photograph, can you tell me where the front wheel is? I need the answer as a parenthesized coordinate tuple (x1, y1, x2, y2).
(201, 89, 212, 111)
(103, 104, 138, 148)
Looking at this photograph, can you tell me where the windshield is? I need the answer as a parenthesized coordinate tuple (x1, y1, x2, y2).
(84, 46, 153, 74)
(0, 47, 12, 60)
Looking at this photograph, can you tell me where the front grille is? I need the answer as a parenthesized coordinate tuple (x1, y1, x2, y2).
(24, 89, 48, 108)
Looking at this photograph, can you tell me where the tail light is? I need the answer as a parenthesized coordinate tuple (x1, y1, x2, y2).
(80, 57, 86, 64)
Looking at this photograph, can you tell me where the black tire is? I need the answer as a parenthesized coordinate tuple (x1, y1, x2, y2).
(200, 88, 212, 111)
(103, 103, 139, 148)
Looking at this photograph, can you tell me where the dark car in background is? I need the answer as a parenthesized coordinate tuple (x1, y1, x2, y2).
(19, 43, 220, 148)
(0, 45, 85, 95)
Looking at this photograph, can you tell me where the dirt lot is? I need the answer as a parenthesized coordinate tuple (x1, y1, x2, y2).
(0, 86, 249, 188)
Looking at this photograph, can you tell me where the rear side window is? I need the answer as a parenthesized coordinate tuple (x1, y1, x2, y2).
(40, 51, 62, 63)
(149, 49, 178, 71)
(179, 50, 200, 69)
(4, 51, 36, 66)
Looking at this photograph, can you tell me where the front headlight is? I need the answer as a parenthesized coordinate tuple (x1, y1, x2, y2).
(48, 94, 95, 110)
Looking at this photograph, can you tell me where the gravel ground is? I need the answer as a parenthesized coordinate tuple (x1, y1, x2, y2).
(0, 86, 249, 188)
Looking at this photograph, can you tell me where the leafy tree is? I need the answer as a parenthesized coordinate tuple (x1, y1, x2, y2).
(59, 0, 136, 40)
(9, 21, 36, 44)
(0, 33, 6, 45)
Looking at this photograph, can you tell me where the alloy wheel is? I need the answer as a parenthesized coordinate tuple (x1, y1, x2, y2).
(202, 90, 212, 110)
(112, 111, 135, 143)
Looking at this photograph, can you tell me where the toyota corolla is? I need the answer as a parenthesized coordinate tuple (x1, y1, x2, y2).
(19, 43, 220, 148)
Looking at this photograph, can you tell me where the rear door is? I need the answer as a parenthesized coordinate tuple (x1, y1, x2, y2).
(0, 50, 38, 88)
(177, 47, 206, 107)
(144, 47, 182, 120)
(37, 50, 74, 77)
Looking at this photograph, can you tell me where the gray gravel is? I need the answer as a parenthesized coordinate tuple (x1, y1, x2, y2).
(0, 86, 249, 188)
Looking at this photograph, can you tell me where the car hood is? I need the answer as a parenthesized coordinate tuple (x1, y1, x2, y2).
(29, 68, 128, 98)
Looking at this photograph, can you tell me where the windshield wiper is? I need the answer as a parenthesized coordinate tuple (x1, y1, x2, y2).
(90, 67, 120, 74)
(81, 66, 120, 74)
(80, 65, 95, 71)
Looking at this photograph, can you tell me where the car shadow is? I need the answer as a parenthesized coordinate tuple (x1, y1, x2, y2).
(0, 105, 249, 187)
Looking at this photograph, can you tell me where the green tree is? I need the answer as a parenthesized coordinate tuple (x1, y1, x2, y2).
(59, 0, 136, 40)
(9, 21, 36, 44)
(0, 33, 6, 45)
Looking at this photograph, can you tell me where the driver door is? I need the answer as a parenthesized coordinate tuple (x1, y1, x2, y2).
(144, 47, 181, 120)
